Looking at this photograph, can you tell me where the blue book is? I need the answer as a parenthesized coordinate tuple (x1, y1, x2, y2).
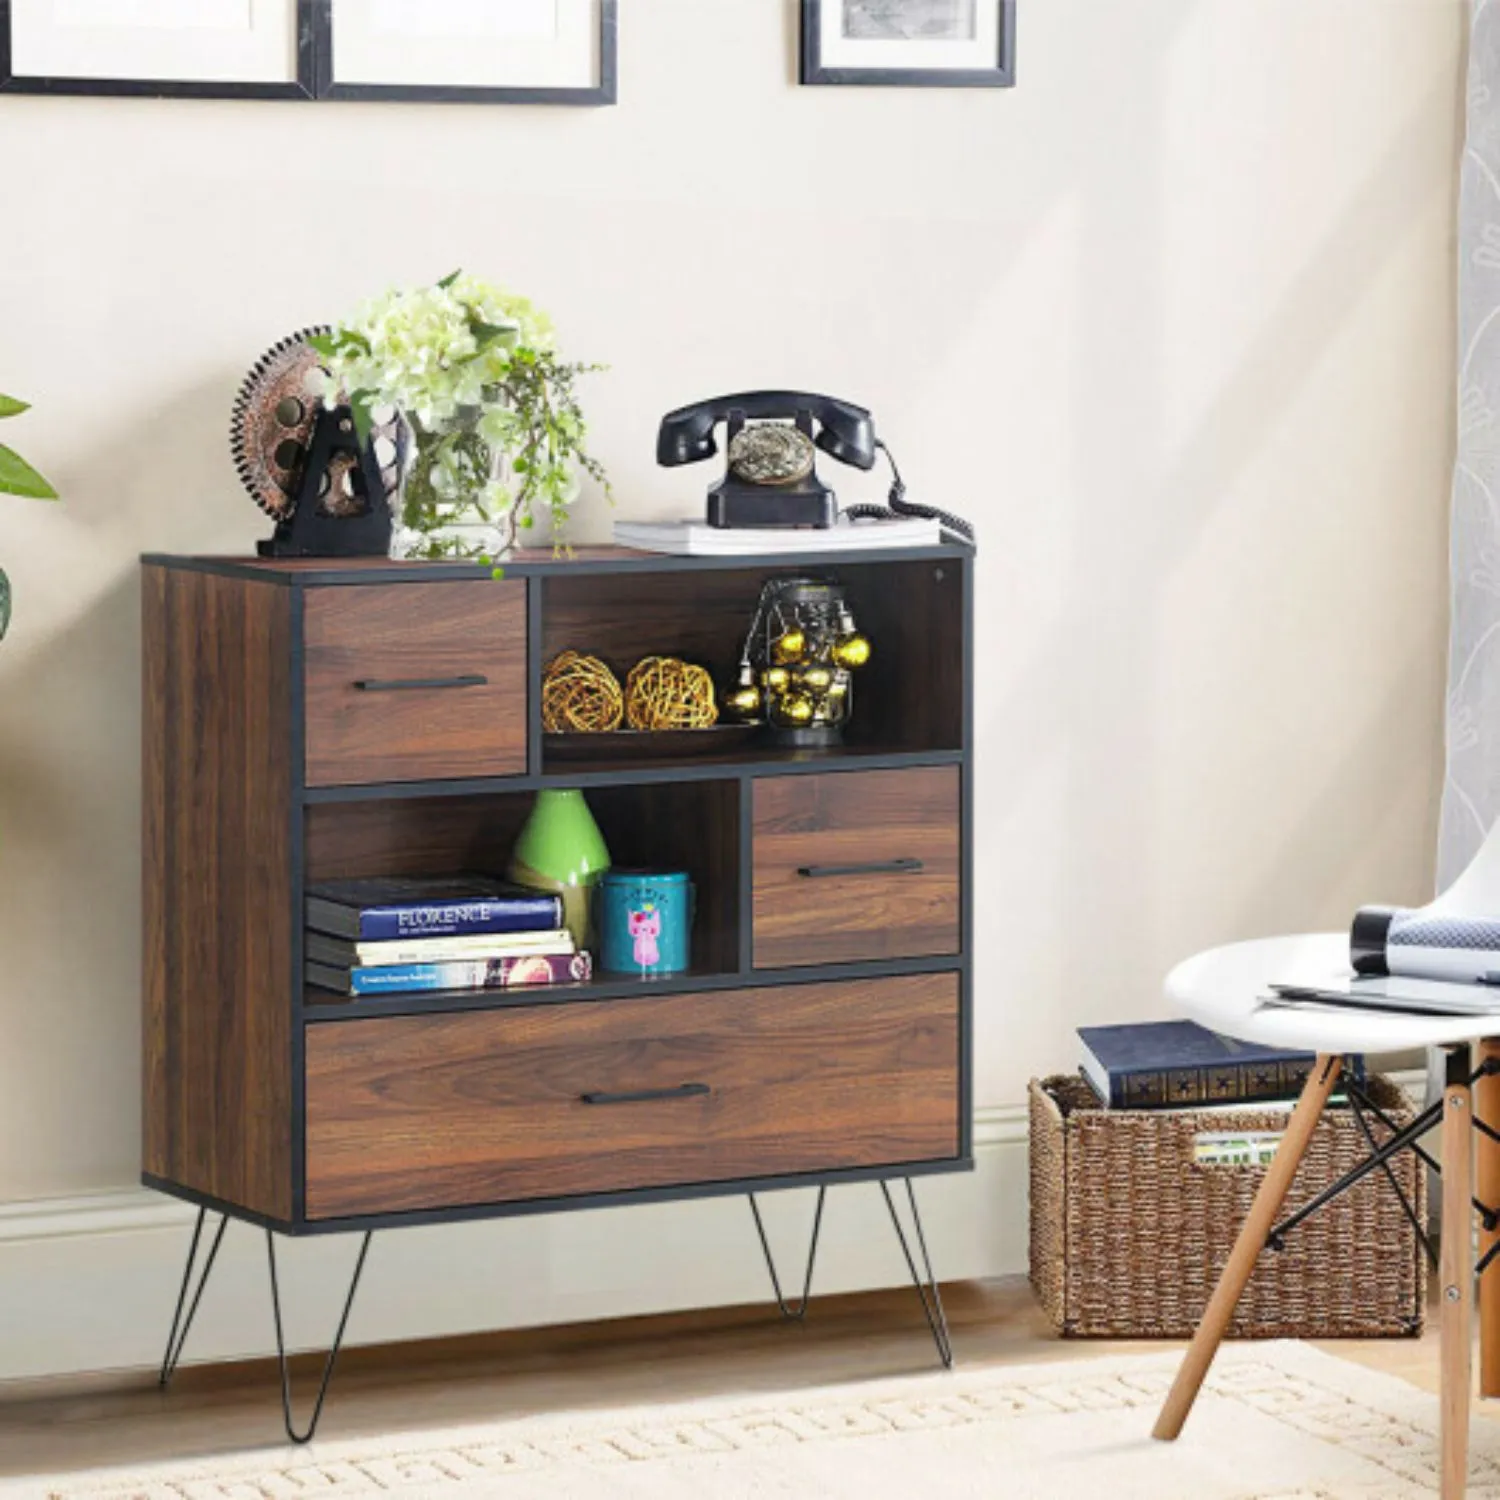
(308, 951, 592, 997)
(305, 876, 563, 942)
(1077, 1021, 1350, 1110)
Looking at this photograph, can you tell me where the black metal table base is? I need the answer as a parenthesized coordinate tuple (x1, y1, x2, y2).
(748, 1176, 954, 1369)
(157, 1175, 954, 1443)
(1263, 1051, 1500, 1287)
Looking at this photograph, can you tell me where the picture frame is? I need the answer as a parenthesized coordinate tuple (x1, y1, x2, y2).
(800, 0, 1015, 89)
(0, 0, 617, 105)
(0, 0, 316, 99)
(310, 0, 617, 107)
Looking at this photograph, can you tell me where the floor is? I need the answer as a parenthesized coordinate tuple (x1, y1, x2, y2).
(0, 1276, 1485, 1480)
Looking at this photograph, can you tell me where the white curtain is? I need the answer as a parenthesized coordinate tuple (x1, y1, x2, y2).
(1440, 1, 1500, 888)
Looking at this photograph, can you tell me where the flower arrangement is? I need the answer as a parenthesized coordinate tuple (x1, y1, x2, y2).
(310, 272, 608, 560)
(0, 392, 57, 640)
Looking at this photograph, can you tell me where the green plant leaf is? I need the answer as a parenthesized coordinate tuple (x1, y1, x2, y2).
(305, 334, 337, 358)
(349, 391, 376, 447)
(0, 566, 10, 641)
(437, 269, 463, 289)
(0, 394, 30, 419)
(471, 320, 515, 347)
(0, 443, 58, 498)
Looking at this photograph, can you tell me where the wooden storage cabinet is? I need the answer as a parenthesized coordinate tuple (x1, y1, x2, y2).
(305, 974, 960, 1218)
(141, 546, 973, 1234)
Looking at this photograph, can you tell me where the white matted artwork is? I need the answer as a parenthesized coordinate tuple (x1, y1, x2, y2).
(0, 0, 617, 103)
(801, 0, 1015, 88)
(324, 0, 616, 104)
(3, 0, 310, 95)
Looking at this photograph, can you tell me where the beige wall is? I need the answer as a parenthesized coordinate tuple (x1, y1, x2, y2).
(0, 0, 1462, 1206)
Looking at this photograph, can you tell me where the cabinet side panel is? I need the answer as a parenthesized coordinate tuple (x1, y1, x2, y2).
(141, 566, 293, 1221)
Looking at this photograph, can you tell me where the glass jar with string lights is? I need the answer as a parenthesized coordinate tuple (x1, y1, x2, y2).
(722, 576, 872, 747)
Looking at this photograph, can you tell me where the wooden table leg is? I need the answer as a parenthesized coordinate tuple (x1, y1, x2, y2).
(1153, 1054, 1342, 1442)
(1442, 1045, 1475, 1500)
(1477, 1038, 1500, 1400)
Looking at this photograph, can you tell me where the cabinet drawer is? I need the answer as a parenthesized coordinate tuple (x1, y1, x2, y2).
(304, 974, 959, 1219)
(303, 582, 527, 786)
(752, 767, 960, 968)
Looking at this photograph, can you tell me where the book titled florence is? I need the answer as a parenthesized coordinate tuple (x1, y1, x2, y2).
(305, 876, 562, 942)
(1077, 1021, 1353, 1110)
(308, 951, 593, 998)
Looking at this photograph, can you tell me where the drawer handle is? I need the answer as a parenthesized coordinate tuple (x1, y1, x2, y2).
(580, 1082, 711, 1106)
(797, 857, 925, 879)
(352, 674, 489, 692)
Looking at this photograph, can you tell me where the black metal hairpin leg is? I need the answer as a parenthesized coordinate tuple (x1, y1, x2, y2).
(158, 1207, 229, 1388)
(266, 1229, 372, 1445)
(749, 1186, 825, 1322)
(880, 1178, 954, 1370)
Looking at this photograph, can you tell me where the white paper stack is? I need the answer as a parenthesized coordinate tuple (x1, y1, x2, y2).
(613, 515, 942, 557)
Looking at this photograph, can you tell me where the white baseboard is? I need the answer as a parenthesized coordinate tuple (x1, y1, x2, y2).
(0, 1106, 1029, 1383)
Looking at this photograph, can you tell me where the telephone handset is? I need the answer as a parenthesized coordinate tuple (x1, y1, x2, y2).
(656, 389, 974, 542)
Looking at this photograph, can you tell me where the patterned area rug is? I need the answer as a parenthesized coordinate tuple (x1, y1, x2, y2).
(7, 1342, 1500, 1500)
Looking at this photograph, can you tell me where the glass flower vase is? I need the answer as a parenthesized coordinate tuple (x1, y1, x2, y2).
(388, 410, 518, 563)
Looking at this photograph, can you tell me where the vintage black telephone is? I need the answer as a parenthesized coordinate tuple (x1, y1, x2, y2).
(655, 390, 974, 542)
(657, 391, 872, 528)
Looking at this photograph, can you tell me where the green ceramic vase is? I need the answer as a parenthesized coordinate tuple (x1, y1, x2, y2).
(508, 789, 611, 950)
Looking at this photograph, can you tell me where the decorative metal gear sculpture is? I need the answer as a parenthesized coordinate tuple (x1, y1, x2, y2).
(230, 328, 404, 522)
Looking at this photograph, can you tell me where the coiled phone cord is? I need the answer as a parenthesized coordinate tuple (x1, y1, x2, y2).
(842, 440, 975, 545)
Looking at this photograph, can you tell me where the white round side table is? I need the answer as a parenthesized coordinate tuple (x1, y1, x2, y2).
(1153, 933, 1500, 1500)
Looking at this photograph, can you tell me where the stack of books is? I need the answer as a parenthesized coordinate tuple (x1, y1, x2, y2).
(305, 875, 592, 998)
(1075, 1020, 1343, 1111)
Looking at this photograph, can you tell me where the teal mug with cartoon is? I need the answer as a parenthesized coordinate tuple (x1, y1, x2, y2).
(597, 870, 693, 976)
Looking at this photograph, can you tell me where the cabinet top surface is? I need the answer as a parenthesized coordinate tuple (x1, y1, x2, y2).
(141, 542, 972, 585)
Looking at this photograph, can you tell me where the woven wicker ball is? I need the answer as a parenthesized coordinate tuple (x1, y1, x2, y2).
(625, 656, 719, 731)
(542, 650, 624, 733)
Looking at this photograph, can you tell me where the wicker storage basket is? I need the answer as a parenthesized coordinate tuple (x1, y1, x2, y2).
(1029, 1073, 1427, 1338)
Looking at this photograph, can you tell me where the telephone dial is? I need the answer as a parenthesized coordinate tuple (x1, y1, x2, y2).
(656, 390, 974, 542)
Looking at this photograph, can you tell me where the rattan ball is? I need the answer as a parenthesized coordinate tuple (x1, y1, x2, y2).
(625, 656, 719, 731)
(542, 650, 624, 733)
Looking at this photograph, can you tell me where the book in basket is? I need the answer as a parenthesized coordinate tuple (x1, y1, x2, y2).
(1076, 1020, 1360, 1109)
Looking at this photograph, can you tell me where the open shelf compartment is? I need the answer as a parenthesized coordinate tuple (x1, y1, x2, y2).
(302, 779, 741, 1011)
(538, 557, 963, 775)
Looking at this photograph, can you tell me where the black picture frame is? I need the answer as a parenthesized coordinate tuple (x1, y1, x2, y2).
(800, 0, 1015, 89)
(0, 0, 617, 105)
(0, 0, 318, 99)
(309, 0, 616, 107)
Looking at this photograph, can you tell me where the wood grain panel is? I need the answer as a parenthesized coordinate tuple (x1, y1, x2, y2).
(304, 794, 532, 883)
(838, 560, 963, 752)
(141, 565, 293, 1220)
(303, 581, 527, 786)
(305, 973, 959, 1218)
(753, 767, 960, 968)
(586, 781, 741, 975)
(540, 568, 765, 689)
